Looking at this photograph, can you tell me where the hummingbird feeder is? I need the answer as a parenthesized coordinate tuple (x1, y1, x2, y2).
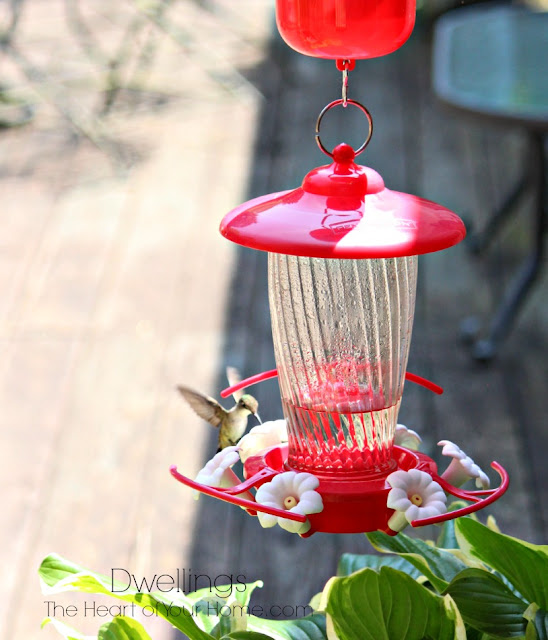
(170, 0, 509, 536)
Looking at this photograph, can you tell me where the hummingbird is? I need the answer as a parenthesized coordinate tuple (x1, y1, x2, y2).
(177, 367, 260, 452)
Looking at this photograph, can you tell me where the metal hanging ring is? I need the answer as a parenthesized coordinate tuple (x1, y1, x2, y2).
(315, 99, 373, 159)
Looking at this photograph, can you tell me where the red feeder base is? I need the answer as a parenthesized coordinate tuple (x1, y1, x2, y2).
(171, 444, 509, 537)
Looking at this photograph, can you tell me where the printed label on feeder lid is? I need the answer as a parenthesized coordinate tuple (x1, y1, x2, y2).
(220, 153, 465, 259)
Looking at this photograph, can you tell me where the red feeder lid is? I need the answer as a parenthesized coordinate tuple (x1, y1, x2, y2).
(220, 143, 465, 259)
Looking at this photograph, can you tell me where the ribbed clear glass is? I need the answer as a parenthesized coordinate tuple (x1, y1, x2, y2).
(268, 254, 417, 474)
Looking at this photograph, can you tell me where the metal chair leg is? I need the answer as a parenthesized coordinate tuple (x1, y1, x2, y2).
(467, 172, 529, 255)
(469, 132, 546, 362)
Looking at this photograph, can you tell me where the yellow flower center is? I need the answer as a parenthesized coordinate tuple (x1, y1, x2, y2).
(284, 495, 298, 509)
(410, 493, 423, 506)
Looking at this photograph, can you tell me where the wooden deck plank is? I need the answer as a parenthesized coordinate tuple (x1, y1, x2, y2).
(0, 337, 82, 637)
(4, 97, 262, 639)
(0, 182, 57, 329)
(0, 174, 128, 638)
(1, 179, 130, 638)
(1, 0, 270, 635)
(500, 324, 548, 536)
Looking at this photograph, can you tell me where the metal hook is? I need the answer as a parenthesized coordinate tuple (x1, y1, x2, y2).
(339, 59, 352, 107)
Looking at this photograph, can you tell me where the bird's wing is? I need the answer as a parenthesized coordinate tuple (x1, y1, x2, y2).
(226, 366, 244, 401)
(177, 386, 224, 427)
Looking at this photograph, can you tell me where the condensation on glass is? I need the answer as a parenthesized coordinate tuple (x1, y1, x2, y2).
(269, 254, 418, 474)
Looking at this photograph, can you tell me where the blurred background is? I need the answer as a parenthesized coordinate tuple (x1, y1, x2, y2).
(0, 1, 546, 639)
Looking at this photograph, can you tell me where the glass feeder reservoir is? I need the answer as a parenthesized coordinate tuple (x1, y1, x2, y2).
(269, 251, 417, 475)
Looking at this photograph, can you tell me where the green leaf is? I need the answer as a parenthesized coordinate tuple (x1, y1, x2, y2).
(366, 531, 469, 592)
(437, 518, 459, 550)
(43, 614, 153, 640)
(39, 554, 212, 640)
(223, 633, 276, 640)
(486, 516, 502, 534)
(247, 613, 327, 640)
(337, 552, 424, 582)
(196, 582, 263, 636)
(172, 581, 262, 635)
(98, 617, 152, 640)
(189, 596, 226, 635)
(462, 628, 488, 640)
(435, 501, 475, 551)
(525, 603, 548, 640)
(234, 582, 264, 608)
(324, 566, 466, 640)
(183, 581, 263, 609)
(188, 595, 246, 636)
(444, 568, 529, 637)
(40, 555, 92, 589)
(308, 592, 322, 611)
(41, 617, 93, 640)
(216, 611, 236, 639)
(455, 519, 548, 609)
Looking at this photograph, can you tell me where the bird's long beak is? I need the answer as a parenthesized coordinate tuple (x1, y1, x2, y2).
(254, 412, 262, 425)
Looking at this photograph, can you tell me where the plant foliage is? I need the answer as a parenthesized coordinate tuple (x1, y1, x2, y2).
(39, 516, 548, 640)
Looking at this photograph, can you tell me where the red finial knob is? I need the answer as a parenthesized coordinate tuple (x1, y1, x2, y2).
(332, 143, 355, 165)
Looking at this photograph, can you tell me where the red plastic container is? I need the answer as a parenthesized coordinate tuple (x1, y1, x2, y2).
(275, 0, 416, 60)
